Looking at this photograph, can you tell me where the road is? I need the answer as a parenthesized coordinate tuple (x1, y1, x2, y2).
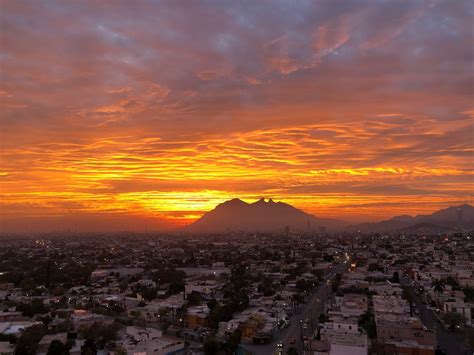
(411, 287, 471, 355)
(244, 261, 347, 355)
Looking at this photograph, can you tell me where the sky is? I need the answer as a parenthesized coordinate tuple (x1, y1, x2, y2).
(0, 0, 473, 232)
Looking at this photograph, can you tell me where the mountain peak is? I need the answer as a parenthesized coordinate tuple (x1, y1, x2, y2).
(219, 198, 247, 207)
(253, 198, 267, 205)
(187, 198, 345, 233)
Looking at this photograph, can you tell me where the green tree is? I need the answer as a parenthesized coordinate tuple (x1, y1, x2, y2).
(463, 286, 474, 302)
(207, 298, 218, 311)
(319, 313, 329, 323)
(359, 311, 377, 338)
(368, 263, 382, 272)
(47, 339, 68, 355)
(79, 323, 119, 349)
(188, 291, 202, 305)
(16, 324, 45, 355)
(464, 327, 474, 349)
(432, 280, 445, 295)
(296, 279, 310, 293)
(203, 336, 219, 355)
(81, 338, 97, 355)
(52, 286, 66, 296)
(402, 287, 415, 316)
(390, 272, 400, 284)
(227, 329, 242, 354)
(442, 312, 464, 330)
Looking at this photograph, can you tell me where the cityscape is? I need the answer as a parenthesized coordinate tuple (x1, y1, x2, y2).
(1, 1, 473, 355)
(0, 201, 473, 354)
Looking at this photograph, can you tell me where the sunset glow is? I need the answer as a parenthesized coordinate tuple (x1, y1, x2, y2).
(1, 0, 472, 232)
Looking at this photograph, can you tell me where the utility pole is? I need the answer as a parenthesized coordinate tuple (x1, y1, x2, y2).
(299, 319, 304, 353)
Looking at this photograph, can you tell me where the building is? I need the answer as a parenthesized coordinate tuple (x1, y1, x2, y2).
(443, 299, 473, 326)
(120, 326, 185, 355)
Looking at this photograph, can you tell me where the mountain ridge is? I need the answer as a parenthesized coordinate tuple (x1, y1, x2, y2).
(186, 199, 473, 234)
(187, 198, 346, 233)
(350, 203, 474, 233)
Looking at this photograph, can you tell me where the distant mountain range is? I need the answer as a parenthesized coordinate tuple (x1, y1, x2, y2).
(350, 203, 474, 233)
(187, 198, 347, 233)
(186, 199, 473, 234)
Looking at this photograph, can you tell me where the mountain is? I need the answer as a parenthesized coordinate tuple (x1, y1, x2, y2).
(187, 198, 347, 233)
(351, 203, 474, 233)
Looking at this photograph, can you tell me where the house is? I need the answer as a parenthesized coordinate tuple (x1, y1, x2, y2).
(70, 310, 114, 329)
(443, 299, 473, 326)
(119, 326, 185, 355)
(186, 305, 209, 329)
(320, 315, 368, 355)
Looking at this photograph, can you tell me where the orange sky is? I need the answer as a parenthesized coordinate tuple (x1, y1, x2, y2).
(1, 0, 473, 232)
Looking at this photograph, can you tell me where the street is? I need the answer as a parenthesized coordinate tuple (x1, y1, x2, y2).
(412, 288, 471, 355)
(244, 262, 347, 355)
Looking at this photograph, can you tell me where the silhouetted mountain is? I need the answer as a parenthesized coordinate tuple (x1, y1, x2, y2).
(187, 198, 347, 233)
(351, 204, 474, 233)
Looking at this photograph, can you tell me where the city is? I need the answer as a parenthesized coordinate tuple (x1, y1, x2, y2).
(1, 0, 473, 354)
(0, 229, 472, 354)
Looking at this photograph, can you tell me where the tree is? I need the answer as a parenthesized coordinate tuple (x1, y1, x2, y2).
(296, 279, 310, 293)
(463, 286, 474, 302)
(52, 286, 66, 296)
(432, 280, 445, 295)
(203, 336, 219, 355)
(359, 311, 377, 338)
(465, 327, 474, 349)
(258, 277, 275, 296)
(402, 287, 415, 316)
(81, 338, 97, 355)
(16, 324, 45, 355)
(79, 323, 119, 349)
(209, 303, 235, 329)
(188, 291, 202, 306)
(319, 314, 329, 323)
(17, 299, 48, 317)
(368, 263, 382, 272)
(207, 298, 218, 311)
(444, 276, 459, 289)
(47, 339, 68, 355)
(160, 319, 171, 334)
(390, 272, 400, 284)
(332, 273, 342, 293)
(226, 329, 242, 354)
(323, 254, 334, 262)
(19, 278, 36, 291)
(442, 312, 464, 330)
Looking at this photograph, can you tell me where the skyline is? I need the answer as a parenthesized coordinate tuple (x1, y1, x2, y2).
(1, 0, 473, 232)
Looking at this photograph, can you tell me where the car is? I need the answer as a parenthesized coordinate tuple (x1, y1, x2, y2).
(414, 308, 419, 314)
(289, 338, 296, 344)
(277, 342, 284, 348)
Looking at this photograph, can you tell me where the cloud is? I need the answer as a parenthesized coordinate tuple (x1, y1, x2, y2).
(0, 0, 472, 231)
